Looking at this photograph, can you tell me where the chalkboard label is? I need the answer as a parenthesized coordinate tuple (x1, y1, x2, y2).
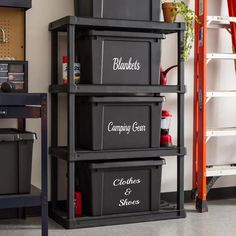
(103, 106, 150, 149)
(102, 170, 150, 214)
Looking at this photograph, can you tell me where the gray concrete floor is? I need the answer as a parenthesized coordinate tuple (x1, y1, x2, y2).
(0, 199, 236, 236)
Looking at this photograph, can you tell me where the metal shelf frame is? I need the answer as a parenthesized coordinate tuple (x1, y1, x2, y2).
(0, 93, 48, 236)
(50, 16, 186, 229)
(49, 16, 185, 33)
(49, 84, 186, 95)
(50, 146, 186, 162)
(51, 208, 186, 229)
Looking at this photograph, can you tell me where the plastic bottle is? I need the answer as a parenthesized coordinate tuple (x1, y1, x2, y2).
(62, 56, 80, 85)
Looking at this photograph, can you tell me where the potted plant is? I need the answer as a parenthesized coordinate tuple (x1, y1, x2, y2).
(162, 0, 199, 61)
(162, 1, 178, 23)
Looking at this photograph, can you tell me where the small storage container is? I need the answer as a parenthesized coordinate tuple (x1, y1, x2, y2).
(76, 96, 164, 150)
(0, 129, 36, 195)
(8, 73, 24, 82)
(74, 0, 160, 21)
(0, 61, 28, 92)
(0, 77, 8, 84)
(77, 30, 164, 85)
(0, 72, 8, 77)
(76, 159, 165, 216)
(0, 64, 8, 72)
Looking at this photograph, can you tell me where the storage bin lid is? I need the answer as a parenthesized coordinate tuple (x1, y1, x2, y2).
(0, 129, 36, 142)
(87, 159, 166, 170)
(0, 0, 32, 9)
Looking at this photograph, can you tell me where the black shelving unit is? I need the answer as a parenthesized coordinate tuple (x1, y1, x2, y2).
(0, 93, 48, 236)
(49, 16, 186, 229)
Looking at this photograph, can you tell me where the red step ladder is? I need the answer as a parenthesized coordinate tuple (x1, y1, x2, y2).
(193, 0, 236, 212)
(228, 0, 236, 69)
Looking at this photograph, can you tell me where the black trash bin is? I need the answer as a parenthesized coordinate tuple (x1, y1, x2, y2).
(77, 30, 164, 85)
(76, 96, 164, 150)
(0, 129, 36, 195)
(75, 0, 161, 21)
(76, 159, 165, 216)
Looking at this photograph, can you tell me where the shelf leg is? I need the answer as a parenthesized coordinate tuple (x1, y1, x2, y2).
(50, 156, 58, 217)
(177, 30, 185, 212)
(51, 30, 59, 216)
(18, 118, 26, 131)
(18, 117, 26, 218)
(67, 24, 76, 220)
(177, 156, 185, 210)
(41, 94, 48, 236)
(67, 162, 75, 220)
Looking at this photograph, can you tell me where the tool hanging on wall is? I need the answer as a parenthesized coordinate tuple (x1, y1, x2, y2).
(193, 0, 236, 212)
(0, 27, 8, 43)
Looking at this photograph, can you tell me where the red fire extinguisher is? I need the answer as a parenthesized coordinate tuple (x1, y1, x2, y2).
(160, 65, 177, 85)
(161, 110, 173, 147)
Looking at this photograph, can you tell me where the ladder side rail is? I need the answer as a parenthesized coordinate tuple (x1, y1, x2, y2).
(193, 0, 201, 194)
(228, 0, 236, 54)
(195, 0, 208, 212)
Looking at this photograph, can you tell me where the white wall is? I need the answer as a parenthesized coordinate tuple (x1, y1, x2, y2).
(25, 0, 74, 190)
(20, 0, 236, 195)
(161, 0, 236, 192)
(205, 1, 236, 187)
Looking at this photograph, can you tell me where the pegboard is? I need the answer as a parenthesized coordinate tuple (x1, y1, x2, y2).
(0, 7, 25, 60)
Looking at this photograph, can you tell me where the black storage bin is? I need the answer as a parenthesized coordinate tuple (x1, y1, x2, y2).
(0, 129, 36, 195)
(77, 30, 164, 85)
(76, 159, 165, 216)
(76, 96, 164, 150)
(75, 0, 160, 21)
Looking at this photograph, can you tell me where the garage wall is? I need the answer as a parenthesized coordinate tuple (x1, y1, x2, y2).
(25, 0, 74, 190)
(22, 0, 236, 195)
(161, 0, 236, 192)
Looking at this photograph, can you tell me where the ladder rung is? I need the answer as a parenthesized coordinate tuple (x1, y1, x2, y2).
(206, 165, 236, 177)
(207, 90, 236, 98)
(206, 127, 236, 137)
(207, 53, 236, 60)
(207, 23, 230, 29)
(207, 16, 230, 29)
(207, 15, 236, 23)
